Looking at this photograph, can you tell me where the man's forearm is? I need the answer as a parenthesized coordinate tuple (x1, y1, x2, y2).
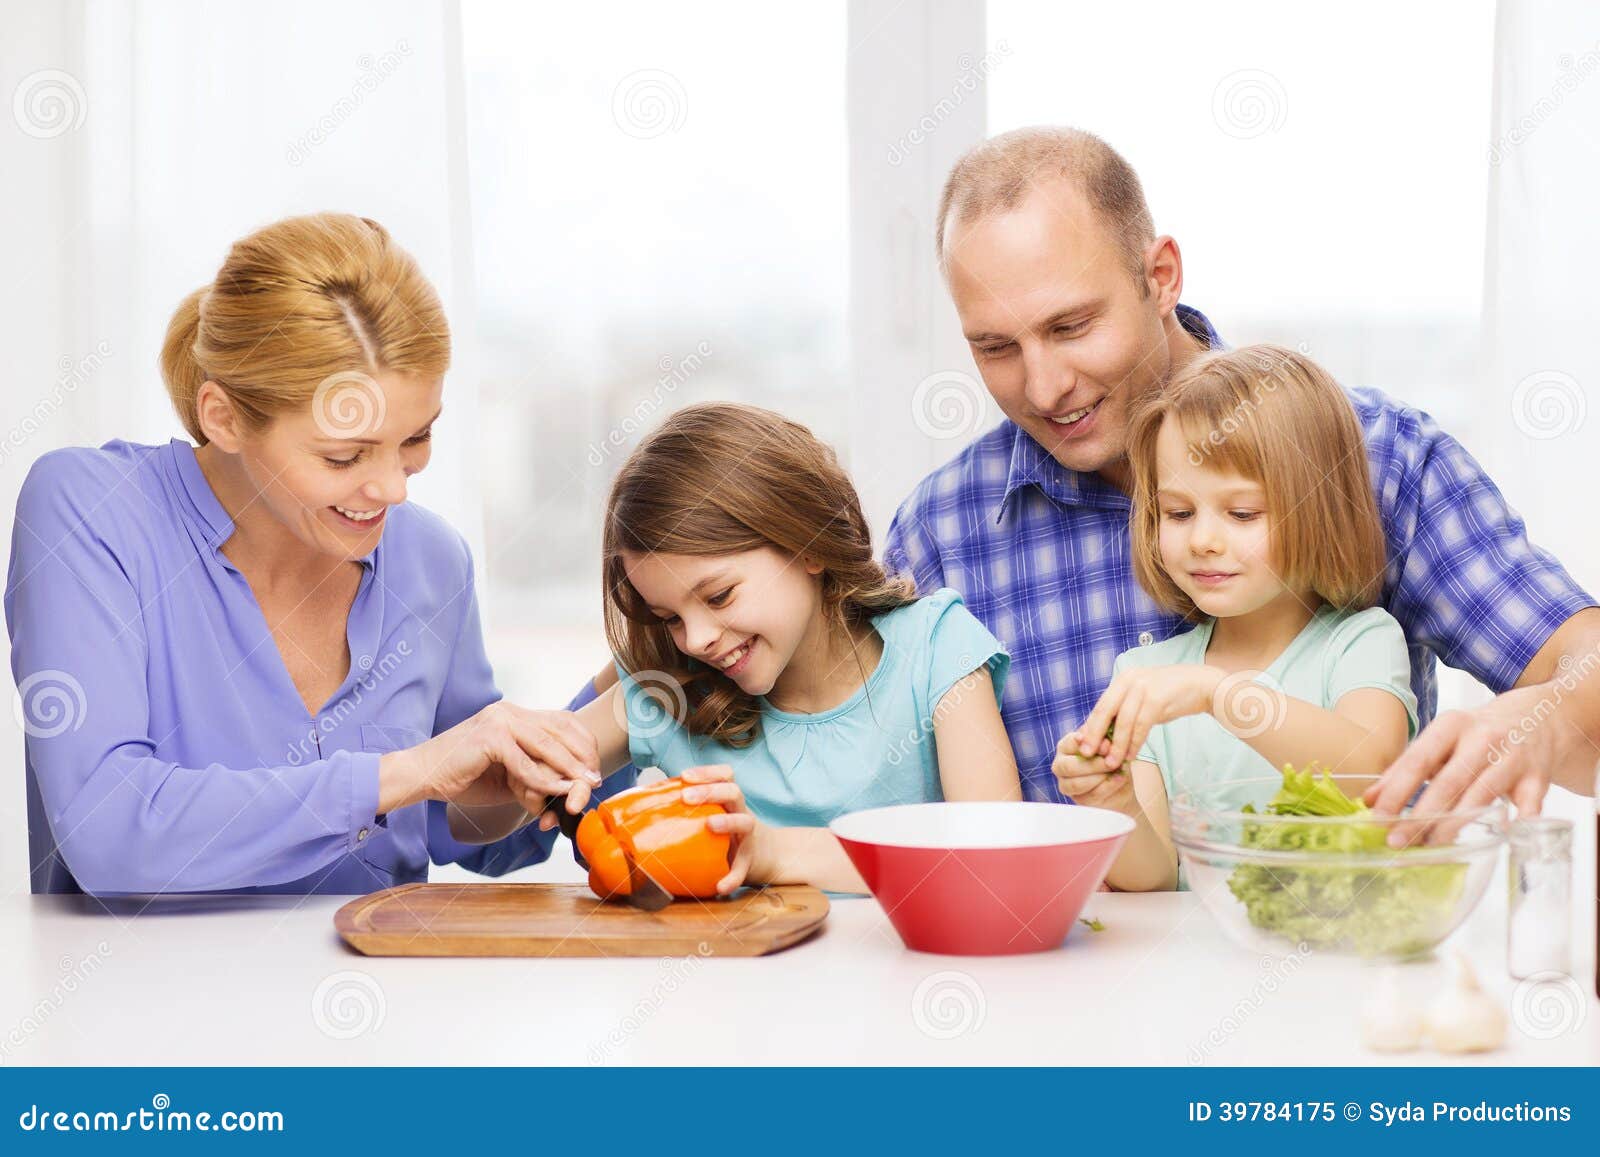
(1520, 610, 1600, 794)
(1544, 674, 1600, 796)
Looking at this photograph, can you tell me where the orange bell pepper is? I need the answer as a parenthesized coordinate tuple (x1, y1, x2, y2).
(575, 778, 731, 901)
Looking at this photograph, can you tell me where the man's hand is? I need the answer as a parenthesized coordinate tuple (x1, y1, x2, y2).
(1364, 681, 1592, 845)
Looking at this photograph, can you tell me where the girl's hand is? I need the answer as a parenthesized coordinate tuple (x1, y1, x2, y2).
(1053, 735, 1140, 817)
(678, 763, 763, 895)
(1074, 665, 1223, 771)
(384, 703, 602, 814)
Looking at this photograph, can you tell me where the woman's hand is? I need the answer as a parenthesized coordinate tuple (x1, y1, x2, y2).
(677, 763, 763, 895)
(1074, 665, 1223, 771)
(1053, 736, 1141, 817)
(380, 702, 601, 814)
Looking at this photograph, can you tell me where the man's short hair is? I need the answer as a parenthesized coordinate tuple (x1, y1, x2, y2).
(936, 126, 1157, 289)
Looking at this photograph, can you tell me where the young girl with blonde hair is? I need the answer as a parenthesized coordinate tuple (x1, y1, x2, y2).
(465, 402, 1022, 893)
(1052, 345, 1417, 891)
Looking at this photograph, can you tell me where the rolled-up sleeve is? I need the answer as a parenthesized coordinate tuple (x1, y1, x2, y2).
(1376, 406, 1596, 691)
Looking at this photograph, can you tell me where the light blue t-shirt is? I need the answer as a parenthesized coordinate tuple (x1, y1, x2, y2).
(1116, 603, 1420, 803)
(619, 588, 1010, 828)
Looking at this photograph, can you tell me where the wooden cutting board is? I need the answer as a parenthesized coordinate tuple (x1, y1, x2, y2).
(334, 882, 830, 957)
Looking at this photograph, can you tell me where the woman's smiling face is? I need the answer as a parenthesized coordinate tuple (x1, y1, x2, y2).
(220, 371, 443, 562)
(622, 546, 824, 696)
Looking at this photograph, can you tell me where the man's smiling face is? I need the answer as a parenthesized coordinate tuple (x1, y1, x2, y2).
(943, 177, 1181, 483)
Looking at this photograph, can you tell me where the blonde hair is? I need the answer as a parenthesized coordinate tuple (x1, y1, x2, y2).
(936, 126, 1156, 287)
(1126, 344, 1387, 619)
(159, 213, 450, 444)
(603, 402, 917, 746)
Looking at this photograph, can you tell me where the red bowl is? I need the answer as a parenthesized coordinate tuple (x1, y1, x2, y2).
(830, 802, 1135, 955)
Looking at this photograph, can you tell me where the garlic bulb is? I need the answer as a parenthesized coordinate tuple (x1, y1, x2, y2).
(1425, 954, 1506, 1053)
(1361, 966, 1424, 1052)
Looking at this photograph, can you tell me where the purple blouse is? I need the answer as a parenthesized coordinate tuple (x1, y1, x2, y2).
(5, 439, 574, 895)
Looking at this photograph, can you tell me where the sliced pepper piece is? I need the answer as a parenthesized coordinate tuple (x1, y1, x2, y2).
(575, 778, 732, 901)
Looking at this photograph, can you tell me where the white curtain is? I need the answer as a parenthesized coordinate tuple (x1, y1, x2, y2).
(1481, 0, 1600, 594)
(1, 0, 485, 882)
(0, 0, 483, 566)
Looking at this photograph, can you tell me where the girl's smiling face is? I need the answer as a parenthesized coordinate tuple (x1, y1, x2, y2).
(622, 546, 825, 697)
(1153, 420, 1293, 618)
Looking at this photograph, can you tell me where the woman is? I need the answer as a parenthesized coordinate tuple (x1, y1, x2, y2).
(6, 213, 603, 895)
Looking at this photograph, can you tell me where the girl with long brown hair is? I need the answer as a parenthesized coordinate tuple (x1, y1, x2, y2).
(481, 402, 1022, 892)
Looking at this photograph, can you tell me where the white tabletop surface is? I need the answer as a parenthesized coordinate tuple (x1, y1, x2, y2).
(3, 845, 1596, 1068)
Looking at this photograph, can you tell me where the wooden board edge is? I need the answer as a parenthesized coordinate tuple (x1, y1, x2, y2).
(337, 913, 829, 958)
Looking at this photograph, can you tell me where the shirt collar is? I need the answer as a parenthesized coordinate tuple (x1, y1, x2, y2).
(996, 303, 1226, 523)
(169, 438, 236, 552)
(167, 438, 378, 569)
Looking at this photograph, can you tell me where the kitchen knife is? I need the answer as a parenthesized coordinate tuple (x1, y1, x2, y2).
(540, 795, 587, 868)
(540, 795, 673, 911)
(621, 846, 674, 912)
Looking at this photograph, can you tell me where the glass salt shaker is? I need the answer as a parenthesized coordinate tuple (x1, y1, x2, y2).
(1507, 817, 1573, 979)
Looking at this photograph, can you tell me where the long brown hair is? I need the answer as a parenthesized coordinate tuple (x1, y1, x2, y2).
(603, 402, 916, 745)
(160, 212, 449, 443)
(1126, 344, 1387, 619)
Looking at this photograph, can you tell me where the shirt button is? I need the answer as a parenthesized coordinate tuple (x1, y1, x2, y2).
(1138, 631, 1154, 647)
(357, 828, 369, 842)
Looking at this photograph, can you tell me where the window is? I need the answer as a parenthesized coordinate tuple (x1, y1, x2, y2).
(461, 1, 848, 706)
(988, 0, 1494, 433)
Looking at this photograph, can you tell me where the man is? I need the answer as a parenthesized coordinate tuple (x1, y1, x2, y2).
(884, 126, 1599, 826)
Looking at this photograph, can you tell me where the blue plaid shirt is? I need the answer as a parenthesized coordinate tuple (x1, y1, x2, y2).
(883, 305, 1596, 801)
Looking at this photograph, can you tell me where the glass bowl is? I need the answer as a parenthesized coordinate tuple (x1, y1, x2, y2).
(1169, 775, 1507, 959)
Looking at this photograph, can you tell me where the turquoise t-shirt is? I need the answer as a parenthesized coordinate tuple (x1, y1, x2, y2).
(618, 588, 1010, 828)
(1116, 604, 1420, 802)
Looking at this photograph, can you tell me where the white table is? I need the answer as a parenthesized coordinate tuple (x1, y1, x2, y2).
(3, 877, 1595, 1067)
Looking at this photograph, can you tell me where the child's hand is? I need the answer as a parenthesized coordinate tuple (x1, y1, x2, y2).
(678, 763, 764, 894)
(1074, 665, 1223, 771)
(1053, 735, 1140, 817)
